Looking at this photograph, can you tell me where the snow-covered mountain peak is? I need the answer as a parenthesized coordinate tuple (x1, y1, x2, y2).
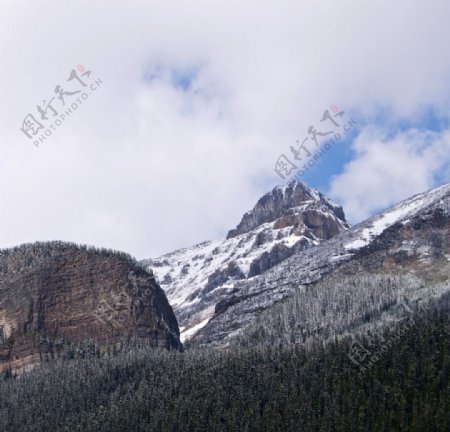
(227, 180, 348, 239)
(143, 180, 349, 341)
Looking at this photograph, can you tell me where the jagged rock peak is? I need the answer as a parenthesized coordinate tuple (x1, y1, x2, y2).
(226, 180, 348, 239)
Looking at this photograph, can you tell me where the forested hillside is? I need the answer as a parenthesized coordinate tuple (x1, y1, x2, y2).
(235, 273, 449, 347)
(0, 296, 448, 431)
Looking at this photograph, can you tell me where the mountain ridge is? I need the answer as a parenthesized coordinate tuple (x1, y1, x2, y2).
(189, 182, 450, 347)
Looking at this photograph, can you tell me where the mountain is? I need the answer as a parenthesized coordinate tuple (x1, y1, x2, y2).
(190, 182, 450, 347)
(143, 181, 349, 341)
(1, 183, 449, 430)
(0, 242, 182, 374)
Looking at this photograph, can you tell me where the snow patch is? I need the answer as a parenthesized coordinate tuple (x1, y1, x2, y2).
(180, 316, 211, 342)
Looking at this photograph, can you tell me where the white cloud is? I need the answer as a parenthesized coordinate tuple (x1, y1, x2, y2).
(0, 0, 450, 257)
(328, 128, 450, 222)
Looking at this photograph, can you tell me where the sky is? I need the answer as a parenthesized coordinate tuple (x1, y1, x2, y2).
(1, 0, 450, 258)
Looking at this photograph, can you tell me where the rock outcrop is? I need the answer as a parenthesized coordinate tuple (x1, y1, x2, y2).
(0, 242, 182, 373)
(227, 181, 347, 238)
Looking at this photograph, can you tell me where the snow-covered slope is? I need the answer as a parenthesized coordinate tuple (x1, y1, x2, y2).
(142, 181, 349, 341)
(190, 182, 450, 347)
(343, 182, 450, 251)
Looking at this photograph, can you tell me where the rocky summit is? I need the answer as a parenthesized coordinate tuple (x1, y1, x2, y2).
(0, 242, 182, 373)
(226, 180, 348, 239)
(143, 180, 350, 341)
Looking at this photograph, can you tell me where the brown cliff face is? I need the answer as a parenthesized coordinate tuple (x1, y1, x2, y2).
(0, 242, 182, 373)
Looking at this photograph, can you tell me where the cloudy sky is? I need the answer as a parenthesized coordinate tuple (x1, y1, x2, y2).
(1, 0, 450, 258)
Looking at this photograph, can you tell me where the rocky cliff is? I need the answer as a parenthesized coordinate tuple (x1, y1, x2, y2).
(0, 242, 182, 373)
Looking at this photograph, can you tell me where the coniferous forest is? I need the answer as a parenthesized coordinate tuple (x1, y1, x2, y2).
(0, 299, 448, 432)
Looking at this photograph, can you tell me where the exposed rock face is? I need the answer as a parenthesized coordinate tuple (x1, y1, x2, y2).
(190, 183, 450, 348)
(0, 242, 182, 373)
(227, 181, 348, 238)
(143, 180, 349, 341)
